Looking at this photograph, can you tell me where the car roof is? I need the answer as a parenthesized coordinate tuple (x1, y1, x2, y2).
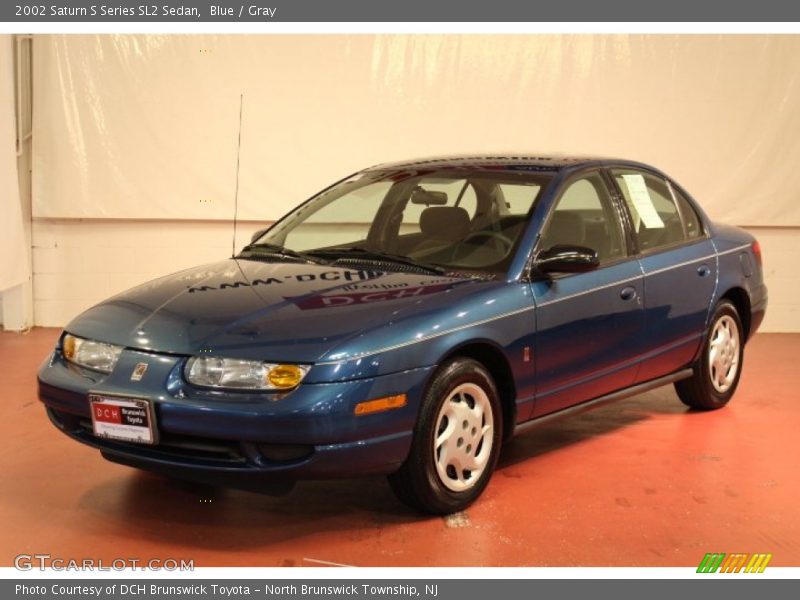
(364, 154, 629, 173)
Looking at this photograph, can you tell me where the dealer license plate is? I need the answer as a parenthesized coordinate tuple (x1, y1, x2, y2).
(88, 394, 157, 445)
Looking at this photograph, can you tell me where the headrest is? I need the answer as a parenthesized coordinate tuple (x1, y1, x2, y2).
(420, 206, 471, 241)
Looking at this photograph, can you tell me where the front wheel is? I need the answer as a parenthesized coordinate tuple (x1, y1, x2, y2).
(388, 358, 502, 514)
(675, 299, 745, 410)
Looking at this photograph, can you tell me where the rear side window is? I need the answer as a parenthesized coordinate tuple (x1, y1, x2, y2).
(612, 169, 692, 252)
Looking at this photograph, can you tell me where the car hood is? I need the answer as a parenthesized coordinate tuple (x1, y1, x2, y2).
(65, 258, 489, 363)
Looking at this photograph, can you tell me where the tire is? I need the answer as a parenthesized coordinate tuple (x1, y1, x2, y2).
(675, 299, 745, 410)
(388, 358, 503, 514)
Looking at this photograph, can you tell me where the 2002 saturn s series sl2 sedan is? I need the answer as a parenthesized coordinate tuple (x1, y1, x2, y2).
(38, 156, 767, 514)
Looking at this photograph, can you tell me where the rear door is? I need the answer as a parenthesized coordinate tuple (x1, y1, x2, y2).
(531, 170, 645, 417)
(608, 167, 717, 383)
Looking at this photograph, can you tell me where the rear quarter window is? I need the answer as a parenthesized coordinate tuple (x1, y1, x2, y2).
(673, 187, 705, 240)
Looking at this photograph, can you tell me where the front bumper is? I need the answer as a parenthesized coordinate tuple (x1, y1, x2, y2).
(38, 348, 433, 491)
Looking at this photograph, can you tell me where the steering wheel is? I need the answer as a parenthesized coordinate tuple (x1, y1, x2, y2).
(450, 231, 513, 262)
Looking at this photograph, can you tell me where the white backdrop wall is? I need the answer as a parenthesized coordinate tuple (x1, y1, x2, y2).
(28, 34, 800, 331)
(0, 35, 28, 293)
(33, 35, 800, 225)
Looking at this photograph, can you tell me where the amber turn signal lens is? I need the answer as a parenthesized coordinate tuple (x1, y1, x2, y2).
(354, 394, 407, 416)
(267, 365, 305, 389)
(62, 334, 76, 360)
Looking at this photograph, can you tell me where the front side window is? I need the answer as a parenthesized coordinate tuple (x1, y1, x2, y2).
(539, 173, 626, 264)
(249, 169, 552, 274)
(612, 169, 695, 252)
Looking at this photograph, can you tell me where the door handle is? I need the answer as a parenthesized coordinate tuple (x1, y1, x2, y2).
(619, 286, 637, 301)
(697, 265, 711, 277)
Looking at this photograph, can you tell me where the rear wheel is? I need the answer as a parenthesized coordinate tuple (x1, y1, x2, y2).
(675, 299, 744, 410)
(388, 358, 502, 514)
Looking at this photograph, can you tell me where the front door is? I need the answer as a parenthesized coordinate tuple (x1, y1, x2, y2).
(531, 171, 645, 418)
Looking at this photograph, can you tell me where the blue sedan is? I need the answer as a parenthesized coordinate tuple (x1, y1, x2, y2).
(38, 156, 767, 514)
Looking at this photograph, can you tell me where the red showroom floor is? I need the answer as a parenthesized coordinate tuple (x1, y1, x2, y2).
(1, 328, 797, 567)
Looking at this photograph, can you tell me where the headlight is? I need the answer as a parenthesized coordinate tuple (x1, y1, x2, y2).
(184, 356, 310, 391)
(62, 334, 123, 373)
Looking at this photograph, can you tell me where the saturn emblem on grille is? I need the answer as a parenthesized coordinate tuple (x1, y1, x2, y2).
(131, 362, 148, 382)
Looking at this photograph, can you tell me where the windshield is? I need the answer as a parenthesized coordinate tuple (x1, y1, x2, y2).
(246, 169, 552, 274)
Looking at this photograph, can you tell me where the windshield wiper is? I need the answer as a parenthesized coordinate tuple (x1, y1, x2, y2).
(307, 246, 447, 275)
(238, 243, 320, 264)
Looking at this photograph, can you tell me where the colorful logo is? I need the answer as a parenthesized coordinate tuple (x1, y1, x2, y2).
(697, 553, 772, 573)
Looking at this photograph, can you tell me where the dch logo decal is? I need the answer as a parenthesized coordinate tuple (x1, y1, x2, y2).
(94, 405, 121, 424)
(696, 552, 772, 573)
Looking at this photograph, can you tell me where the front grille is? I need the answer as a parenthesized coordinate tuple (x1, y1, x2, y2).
(76, 419, 247, 464)
(48, 408, 247, 466)
(49, 407, 316, 469)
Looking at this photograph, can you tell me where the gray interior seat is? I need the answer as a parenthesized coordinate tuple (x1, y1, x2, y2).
(415, 206, 471, 253)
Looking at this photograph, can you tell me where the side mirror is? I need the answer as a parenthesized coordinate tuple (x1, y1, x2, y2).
(535, 244, 599, 275)
(250, 228, 269, 243)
